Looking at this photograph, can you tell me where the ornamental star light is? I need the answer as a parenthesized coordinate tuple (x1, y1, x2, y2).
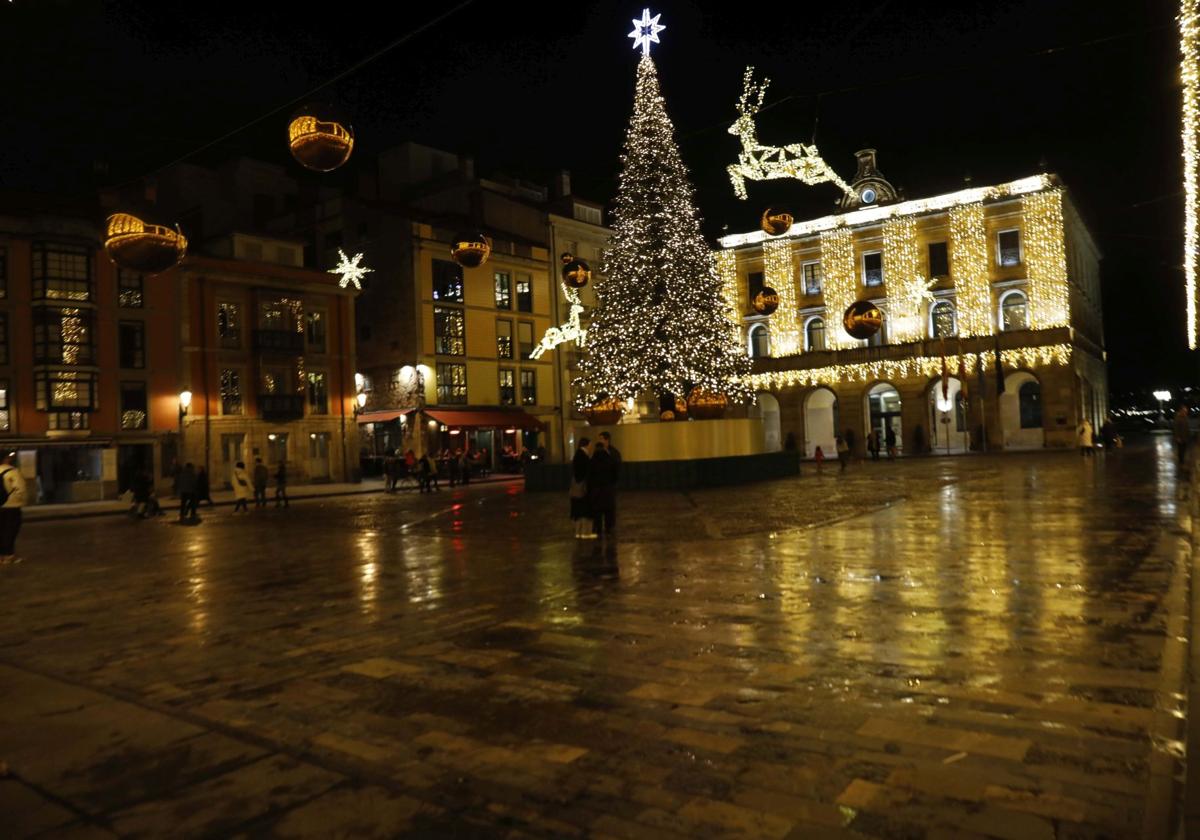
(328, 248, 373, 290)
(628, 8, 664, 57)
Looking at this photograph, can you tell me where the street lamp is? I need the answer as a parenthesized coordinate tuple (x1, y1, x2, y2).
(179, 390, 192, 421)
(1153, 389, 1172, 426)
(355, 391, 367, 413)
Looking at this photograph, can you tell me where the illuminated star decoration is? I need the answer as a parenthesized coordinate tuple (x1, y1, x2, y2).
(628, 8, 664, 57)
(327, 249, 373, 290)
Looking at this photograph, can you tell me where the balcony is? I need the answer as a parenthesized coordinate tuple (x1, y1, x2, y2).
(258, 394, 305, 421)
(254, 329, 304, 354)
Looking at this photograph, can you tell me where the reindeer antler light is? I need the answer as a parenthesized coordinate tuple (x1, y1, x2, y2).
(727, 66, 854, 201)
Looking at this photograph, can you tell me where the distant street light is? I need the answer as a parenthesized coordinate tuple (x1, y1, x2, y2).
(1153, 390, 1172, 425)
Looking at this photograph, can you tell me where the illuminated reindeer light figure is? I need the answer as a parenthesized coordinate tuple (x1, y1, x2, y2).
(727, 67, 854, 201)
(529, 287, 586, 360)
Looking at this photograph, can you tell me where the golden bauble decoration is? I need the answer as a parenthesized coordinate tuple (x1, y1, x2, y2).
(104, 213, 187, 274)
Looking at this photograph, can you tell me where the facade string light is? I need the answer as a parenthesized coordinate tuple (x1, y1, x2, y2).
(1022, 189, 1071, 329)
(818, 228, 857, 349)
(1182, 0, 1200, 348)
(762, 239, 801, 354)
(949, 202, 994, 337)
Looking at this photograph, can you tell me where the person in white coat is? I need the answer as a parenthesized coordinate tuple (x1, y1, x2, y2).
(231, 461, 252, 512)
(1077, 418, 1095, 457)
(0, 451, 27, 563)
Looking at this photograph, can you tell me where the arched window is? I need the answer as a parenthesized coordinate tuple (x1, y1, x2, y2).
(805, 317, 826, 352)
(930, 300, 956, 338)
(1019, 380, 1042, 428)
(1000, 290, 1029, 332)
(748, 323, 769, 358)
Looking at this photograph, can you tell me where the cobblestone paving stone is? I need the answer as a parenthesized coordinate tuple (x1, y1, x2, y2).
(0, 440, 1189, 838)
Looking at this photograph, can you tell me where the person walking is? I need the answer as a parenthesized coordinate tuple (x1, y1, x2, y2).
(1100, 416, 1117, 451)
(458, 449, 470, 486)
(1174, 405, 1191, 465)
(1077, 418, 1095, 457)
(814, 445, 825, 476)
(196, 466, 214, 507)
(597, 431, 621, 532)
(0, 452, 27, 563)
(177, 462, 198, 521)
(252, 457, 269, 507)
(588, 437, 618, 539)
(231, 461, 252, 512)
(418, 453, 432, 493)
(383, 452, 396, 493)
(130, 468, 151, 518)
(447, 449, 461, 488)
(867, 429, 880, 461)
(274, 460, 289, 508)
(836, 436, 849, 473)
(570, 437, 594, 539)
(885, 424, 897, 461)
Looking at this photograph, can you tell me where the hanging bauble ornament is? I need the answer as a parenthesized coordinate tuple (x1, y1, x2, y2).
(843, 300, 883, 339)
(562, 257, 591, 289)
(752, 286, 779, 316)
(761, 208, 793, 236)
(585, 398, 625, 426)
(451, 232, 492, 268)
(660, 410, 676, 422)
(687, 388, 728, 420)
(287, 106, 354, 172)
(104, 213, 187, 274)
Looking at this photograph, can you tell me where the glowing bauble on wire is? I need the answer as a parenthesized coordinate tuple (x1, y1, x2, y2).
(752, 286, 779, 316)
(585, 398, 625, 426)
(687, 388, 728, 420)
(287, 106, 354, 172)
(562, 257, 592, 289)
(843, 300, 883, 339)
(760, 208, 793, 236)
(104, 213, 187, 274)
(451, 232, 492, 268)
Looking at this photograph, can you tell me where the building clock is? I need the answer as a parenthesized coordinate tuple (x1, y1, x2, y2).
(859, 187, 877, 205)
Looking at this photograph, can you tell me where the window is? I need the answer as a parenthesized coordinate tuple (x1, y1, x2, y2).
(49, 412, 89, 431)
(496, 319, 513, 359)
(574, 204, 603, 225)
(261, 365, 293, 395)
(35, 370, 95, 411)
(518, 322, 534, 360)
(120, 381, 147, 430)
(432, 259, 464, 303)
(862, 251, 883, 287)
(748, 324, 769, 358)
(494, 271, 512, 309)
(34, 307, 95, 365)
(930, 301, 956, 338)
(0, 247, 6, 298)
(119, 321, 145, 369)
(802, 262, 822, 295)
(1000, 290, 1029, 331)
(305, 311, 326, 353)
(32, 243, 91, 301)
(0, 313, 8, 365)
(267, 432, 288, 464)
(436, 362, 467, 404)
(516, 273, 533, 312)
(499, 368, 515, 406)
(998, 229, 1021, 267)
(434, 306, 465, 355)
(520, 369, 537, 405)
(928, 242, 949, 278)
(805, 317, 826, 351)
(306, 371, 328, 414)
(259, 300, 290, 331)
(0, 383, 8, 431)
(217, 302, 241, 349)
(748, 271, 765, 302)
(118, 270, 144, 308)
(220, 368, 243, 415)
(1019, 381, 1042, 428)
(867, 314, 886, 347)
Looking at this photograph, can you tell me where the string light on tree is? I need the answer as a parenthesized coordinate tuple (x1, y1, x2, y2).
(575, 23, 750, 412)
(327, 249, 373, 290)
(1182, 0, 1200, 348)
(715, 249, 741, 343)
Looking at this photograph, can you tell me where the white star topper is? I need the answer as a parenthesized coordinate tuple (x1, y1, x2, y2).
(328, 249, 373, 290)
(628, 8, 664, 57)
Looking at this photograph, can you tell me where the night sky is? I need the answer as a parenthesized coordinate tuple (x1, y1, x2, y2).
(1, 0, 1186, 393)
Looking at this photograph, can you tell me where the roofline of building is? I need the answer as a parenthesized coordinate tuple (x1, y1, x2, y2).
(717, 173, 1062, 250)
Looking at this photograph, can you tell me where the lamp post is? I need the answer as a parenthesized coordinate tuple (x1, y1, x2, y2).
(178, 390, 192, 463)
(1153, 390, 1172, 426)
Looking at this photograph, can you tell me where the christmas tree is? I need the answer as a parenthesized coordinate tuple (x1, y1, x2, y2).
(575, 54, 750, 411)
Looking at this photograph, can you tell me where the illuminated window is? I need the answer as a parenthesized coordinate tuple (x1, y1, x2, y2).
(436, 362, 467, 404)
(802, 262, 822, 295)
(499, 368, 515, 405)
(516, 273, 533, 312)
(496, 319, 513, 359)
(119, 321, 145, 369)
(432, 259, 464, 302)
(520, 369, 537, 405)
(306, 371, 328, 414)
(862, 251, 883, 287)
(748, 323, 769, 358)
(35, 370, 95, 411)
(805, 317, 826, 351)
(305, 311, 326, 353)
(434, 306, 465, 356)
(998, 229, 1021, 267)
(928, 242, 949, 278)
(48, 411, 89, 430)
(34, 307, 94, 365)
(220, 368, 243, 415)
(999, 290, 1029, 331)
(217, 302, 241, 348)
(494, 271, 512, 309)
(32, 243, 91, 301)
(120, 381, 147, 430)
(118, 269, 144, 308)
(518, 322, 534, 360)
(930, 301, 956, 338)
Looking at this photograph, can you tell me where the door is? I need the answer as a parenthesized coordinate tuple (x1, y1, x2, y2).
(117, 444, 153, 494)
(220, 434, 244, 488)
(308, 432, 331, 481)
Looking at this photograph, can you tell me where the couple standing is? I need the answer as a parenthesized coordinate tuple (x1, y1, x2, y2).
(570, 431, 620, 539)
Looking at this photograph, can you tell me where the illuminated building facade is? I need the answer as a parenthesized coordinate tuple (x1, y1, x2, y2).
(718, 153, 1106, 456)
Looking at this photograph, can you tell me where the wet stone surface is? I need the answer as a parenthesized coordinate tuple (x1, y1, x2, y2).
(0, 440, 1188, 838)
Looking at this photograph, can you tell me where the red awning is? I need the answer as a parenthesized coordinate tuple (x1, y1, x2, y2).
(424, 409, 545, 430)
(355, 409, 414, 425)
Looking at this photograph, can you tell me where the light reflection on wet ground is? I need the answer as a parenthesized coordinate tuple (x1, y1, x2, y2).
(0, 438, 1187, 837)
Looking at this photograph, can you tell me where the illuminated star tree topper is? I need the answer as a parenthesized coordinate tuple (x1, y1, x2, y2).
(628, 8, 665, 57)
(328, 249, 373, 290)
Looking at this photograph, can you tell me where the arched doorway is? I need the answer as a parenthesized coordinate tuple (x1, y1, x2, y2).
(927, 377, 969, 453)
(753, 393, 782, 452)
(866, 383, 902, 454)
(803, 387, 838, 458)
(1000, 371, 1045, 449)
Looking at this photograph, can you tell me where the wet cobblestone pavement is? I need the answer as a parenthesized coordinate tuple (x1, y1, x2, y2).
(0, 440, 1189, 838)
